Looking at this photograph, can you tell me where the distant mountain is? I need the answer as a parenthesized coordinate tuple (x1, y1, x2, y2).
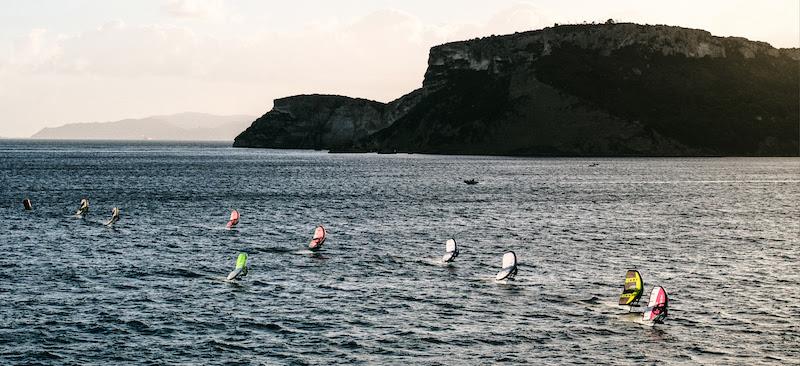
(32, 112, 256, 141)
(234, 23, 799, 156)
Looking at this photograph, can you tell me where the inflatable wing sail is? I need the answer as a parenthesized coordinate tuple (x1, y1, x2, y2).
(226, 209, 240, 229)
(75, 199, 89, 216)
(105, 207, 121, 226)
(309, 226, 326, 250)
(226, 252, 248, 280)
(642, 286, 669, 323)
(442, 238, 459, 263)
(495, 251, 518, 280)
(23, 198, 32, 211)
(618, 270, 644, 305)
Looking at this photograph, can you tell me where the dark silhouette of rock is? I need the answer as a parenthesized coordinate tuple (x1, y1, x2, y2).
(235, 23, 799, 156)
(234, 91, 421, 149)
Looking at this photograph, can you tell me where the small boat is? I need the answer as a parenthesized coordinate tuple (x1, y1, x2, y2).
(464, 179, 479, 185)
(22, 198, 32, 211)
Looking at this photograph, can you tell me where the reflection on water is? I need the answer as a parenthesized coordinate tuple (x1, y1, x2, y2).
(0, 140, 798, 365)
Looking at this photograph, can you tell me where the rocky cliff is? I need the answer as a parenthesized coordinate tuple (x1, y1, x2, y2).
(236, 23, 799, 156)
(233, 91, 421, 149)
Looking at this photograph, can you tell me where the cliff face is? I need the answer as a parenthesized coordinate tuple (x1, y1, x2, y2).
(233, 91, 422, 149)
(236, 23, 799, 156)
(421, 24, 793, 92)
(366, 23, 799, 156)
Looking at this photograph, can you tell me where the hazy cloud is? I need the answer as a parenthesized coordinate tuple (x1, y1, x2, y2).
(1, 1, 794, 137)
(4, 6, 547, 84)
(0, 3, 556, 136)
(162, 0, 226, 19)
(5, 22, 204, 77)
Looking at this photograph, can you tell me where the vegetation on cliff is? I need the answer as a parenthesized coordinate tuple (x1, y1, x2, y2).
(235, 23, 799, 156)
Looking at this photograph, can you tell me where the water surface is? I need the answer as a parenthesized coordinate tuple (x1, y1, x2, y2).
(1, 140, 798, 364)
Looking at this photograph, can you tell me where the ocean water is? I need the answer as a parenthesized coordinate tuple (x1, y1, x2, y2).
(1, 140, 798, 365)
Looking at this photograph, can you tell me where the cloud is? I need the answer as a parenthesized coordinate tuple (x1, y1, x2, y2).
(162, 0, 226, 19)
(4, 21, 205, 77)
(5, 28, 62, 71)
(0, 3, 555, 136)
(3, 4, 555, 81)
(485, 3, 551, 35)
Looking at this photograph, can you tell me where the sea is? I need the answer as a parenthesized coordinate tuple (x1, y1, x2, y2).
(1, 140, 798, 365)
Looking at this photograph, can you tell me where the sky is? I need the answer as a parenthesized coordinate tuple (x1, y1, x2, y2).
(0, 0, 797, 137)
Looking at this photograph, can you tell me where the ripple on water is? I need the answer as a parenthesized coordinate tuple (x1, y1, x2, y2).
(0, 141, 798, 365)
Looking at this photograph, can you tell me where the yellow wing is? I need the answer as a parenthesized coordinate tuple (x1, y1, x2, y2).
(618, 270, 643, 305)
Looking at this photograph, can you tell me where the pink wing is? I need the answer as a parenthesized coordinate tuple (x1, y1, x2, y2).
(309, 226, 326, 249)
(226, 210, 240, 228)
(643, 287, 668, 321)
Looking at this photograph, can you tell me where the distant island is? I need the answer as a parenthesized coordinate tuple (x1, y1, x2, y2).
(32, 112, 255, 141)
(234, 22, 799, 156)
